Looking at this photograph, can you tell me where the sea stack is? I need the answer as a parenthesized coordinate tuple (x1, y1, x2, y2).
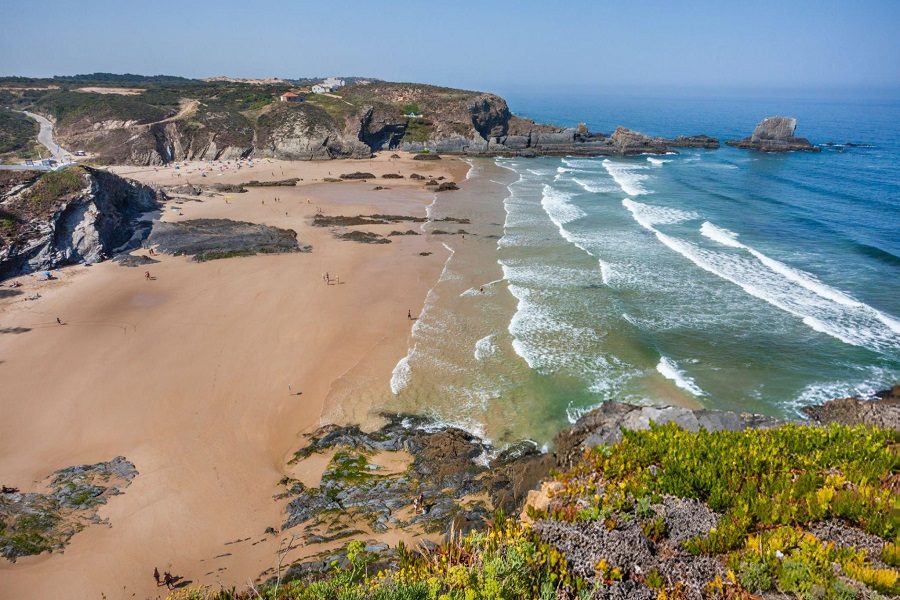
(726, 116, 820, 152)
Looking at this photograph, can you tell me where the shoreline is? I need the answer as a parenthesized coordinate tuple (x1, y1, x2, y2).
(0, 154, 466, 599)
(1, 149, 896, 597)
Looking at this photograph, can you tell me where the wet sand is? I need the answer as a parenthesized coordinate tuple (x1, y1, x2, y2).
(0, 154, 464, 599)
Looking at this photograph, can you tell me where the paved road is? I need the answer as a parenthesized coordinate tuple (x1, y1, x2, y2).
(0, 112, 76, 170)
(23, 111, 71, 163)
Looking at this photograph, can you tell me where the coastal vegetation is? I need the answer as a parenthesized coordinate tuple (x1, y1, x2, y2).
(0, 108, 38, 158)
(165, 422, 898, 599)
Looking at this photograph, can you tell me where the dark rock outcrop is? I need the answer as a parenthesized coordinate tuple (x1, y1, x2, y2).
(339, 172, 375, 180)
(726, 116, 819, 152)
(147, 218, 308, 260)
(281, 414, 546, 539)
(669, 134, 720, 149)
(335, 231, 390, 244)
(1, 457, 137, 561)
(243, 178, 298, 187)
(0, 167, 162, 279)
(802, 385, 900, 430)
(312, 214, 426, 227)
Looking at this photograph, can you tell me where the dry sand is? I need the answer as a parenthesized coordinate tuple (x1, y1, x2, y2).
(0, 153, 465, 599)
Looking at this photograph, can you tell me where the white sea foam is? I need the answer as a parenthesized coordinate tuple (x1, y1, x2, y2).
(462, 158, 476, 180)
(539, 184, 603, 262)
(788, 371, 892, 417)
(391, 240, 459, 395)
(621, 312, 639, 326)
(624, 199, 900, 353)
(562, 157, 604, 170)
(419, 413, 490, 445)
(389, 355, 411, 395)
(622, 199, 698, 227)
(701, 222, 900, 335)
(572, 177, 618, 194)
(421, 194, 438, 232)
(602, 159, 650, 196)
(699, 221, 743, 248)
(656, 356, 705, 396)
(541, 184, 586, 225)
(474, 334, 498, 361)
(566, 401, 603, 424)
(460, 277, 504, 297)
(599, 259, 613, 285)
(646, 157, 671, 166)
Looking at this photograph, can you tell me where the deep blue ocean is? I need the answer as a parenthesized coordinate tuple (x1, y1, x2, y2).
(387, 90, 899, 442)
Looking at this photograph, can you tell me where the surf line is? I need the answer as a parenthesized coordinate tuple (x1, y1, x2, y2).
(390, 241, 457, 395)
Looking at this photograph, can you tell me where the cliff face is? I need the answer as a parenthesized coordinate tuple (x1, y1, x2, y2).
(0, 167, 161, 278)
(5, 79, 721, 164)
(255, 103, 371, 160)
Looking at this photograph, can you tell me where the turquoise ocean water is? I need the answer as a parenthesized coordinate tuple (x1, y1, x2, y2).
(384, 91, 900, 444)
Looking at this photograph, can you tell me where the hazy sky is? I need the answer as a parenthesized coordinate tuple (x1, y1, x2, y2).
(2, 0, 899, 93)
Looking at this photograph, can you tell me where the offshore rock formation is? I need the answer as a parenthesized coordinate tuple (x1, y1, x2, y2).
(401, 121, 719, 157)
(726, 116, 819, 152)
(0, 167, 162, 279)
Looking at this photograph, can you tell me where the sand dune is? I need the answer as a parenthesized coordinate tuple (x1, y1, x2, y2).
(0, 154, 463, 599)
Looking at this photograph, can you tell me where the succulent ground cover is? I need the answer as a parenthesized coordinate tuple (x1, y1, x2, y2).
(166, 422, 898, 599)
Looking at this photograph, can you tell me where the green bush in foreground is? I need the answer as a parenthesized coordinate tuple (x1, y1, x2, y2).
(166, 423, 898, 600)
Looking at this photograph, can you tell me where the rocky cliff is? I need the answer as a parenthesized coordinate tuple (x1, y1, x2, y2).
(726, 116, 819, 152)
(1, 79, 721, 164)
(0, 167, 162, 278)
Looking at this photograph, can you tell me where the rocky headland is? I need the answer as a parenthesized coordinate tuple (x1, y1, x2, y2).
(0, 167, 162, 279)
(0, 76, 722, 164)
(726, 116, 820, 152)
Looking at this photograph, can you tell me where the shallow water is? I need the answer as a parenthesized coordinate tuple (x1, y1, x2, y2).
(382, 93, 900, 445)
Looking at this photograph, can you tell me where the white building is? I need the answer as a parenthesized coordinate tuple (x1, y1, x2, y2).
(311, 77, 346, 94)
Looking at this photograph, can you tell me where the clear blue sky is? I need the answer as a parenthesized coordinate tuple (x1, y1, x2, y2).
(2, 0, 898, 93)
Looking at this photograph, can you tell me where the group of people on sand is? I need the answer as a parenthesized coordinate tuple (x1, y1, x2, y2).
(152, 567, 181, 590)
(323, 272, 340, 285)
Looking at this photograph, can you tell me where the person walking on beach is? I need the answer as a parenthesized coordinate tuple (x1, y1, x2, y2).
(407, 309, 412, 320)
(153, 567, 161, 587)
(163, 571, 175, 590)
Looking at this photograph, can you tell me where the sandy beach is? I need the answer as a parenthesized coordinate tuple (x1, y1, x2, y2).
(0, 153, 466, 599)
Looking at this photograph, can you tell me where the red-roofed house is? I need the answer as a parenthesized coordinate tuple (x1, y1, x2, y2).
(279, 91, 302, 102)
